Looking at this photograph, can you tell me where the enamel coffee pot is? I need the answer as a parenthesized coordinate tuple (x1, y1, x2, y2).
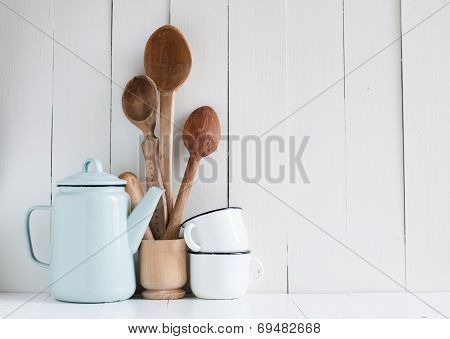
(24, 158, 164, 303)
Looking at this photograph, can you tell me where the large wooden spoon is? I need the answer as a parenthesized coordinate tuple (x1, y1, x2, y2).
(163, 106, 220, 240)
(122, 75, 168, 239)
(144, 25, 192, 215)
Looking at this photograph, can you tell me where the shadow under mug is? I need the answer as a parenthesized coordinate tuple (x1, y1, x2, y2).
(182, 207, 249, 253)
(189, 251, 263, 300)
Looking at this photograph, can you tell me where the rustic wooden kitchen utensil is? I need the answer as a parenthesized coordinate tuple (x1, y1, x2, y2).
(163, 106, 221, 240)
(144, 25, 192, 215)
(140, 239, 187, 299)
(119, 172, 143, 209)
(119, 172, 154, 241)
(122, 75, 168, 239)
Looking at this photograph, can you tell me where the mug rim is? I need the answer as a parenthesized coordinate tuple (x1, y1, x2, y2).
(182, 207, 242, 226)
(188, 250, 251, 255)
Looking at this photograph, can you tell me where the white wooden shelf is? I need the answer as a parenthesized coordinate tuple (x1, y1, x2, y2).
(0, 293, 448, 319)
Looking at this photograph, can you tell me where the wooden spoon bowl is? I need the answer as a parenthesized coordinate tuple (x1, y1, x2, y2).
(183, 106, 221, 159)
(122, 75, 158, 135)
(144, 25, 192, 92)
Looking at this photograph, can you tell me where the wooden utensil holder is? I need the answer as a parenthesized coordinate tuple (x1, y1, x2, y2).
(140, 239, 187, 300)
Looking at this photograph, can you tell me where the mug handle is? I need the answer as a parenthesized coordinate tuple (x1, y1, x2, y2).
(184, 223, 201, 252)
(24, 205, 52, 268)
(250, 256, 264, 281)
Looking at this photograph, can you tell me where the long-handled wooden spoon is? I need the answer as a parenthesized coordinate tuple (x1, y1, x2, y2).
(144, 25, 192, 215)
(163, 106, 220, 240)
(122, 75, 168, 239)
(119, 172, 154, 240)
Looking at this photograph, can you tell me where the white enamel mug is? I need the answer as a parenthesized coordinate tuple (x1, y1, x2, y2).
(182, 207, 248, 253)
(189, 251, 263, 299)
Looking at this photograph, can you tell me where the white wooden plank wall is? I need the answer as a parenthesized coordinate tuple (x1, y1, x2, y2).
(170, 0, 228, 221)
(286, 0, 347, 293)
(0, 0, 449, 293)
(229, 0, 288, 292)
(111, 0, 169, 177)
(52, 0, 112, 192)
(402, 0, 450, 291)
(343, 0, 405, 291)
(287, 0, 404, 293)
(0, 0, 54, 292)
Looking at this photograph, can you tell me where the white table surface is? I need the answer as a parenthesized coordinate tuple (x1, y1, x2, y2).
(0, 293, 448, 319)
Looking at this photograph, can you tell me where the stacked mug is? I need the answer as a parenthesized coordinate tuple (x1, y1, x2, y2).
(181, 207, 263, 299)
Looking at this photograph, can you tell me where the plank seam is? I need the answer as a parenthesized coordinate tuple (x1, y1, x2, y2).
(169, 0, 171, 24)
(109, 0, 114, 173)
(342, 0, 349, 293)
(227, 0, 230, 208)
(50, 0, 55, 203)
(284, 0, 289, 295)
(399, 0, 407, 292)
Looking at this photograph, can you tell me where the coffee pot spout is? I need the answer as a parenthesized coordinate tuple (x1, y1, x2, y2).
(127, 187, 164, 253)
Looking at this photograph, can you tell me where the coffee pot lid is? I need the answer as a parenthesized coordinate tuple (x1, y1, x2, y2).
(57, 158, 126, 187)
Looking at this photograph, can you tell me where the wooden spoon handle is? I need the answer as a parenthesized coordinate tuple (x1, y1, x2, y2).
(143, 228, 154, 241)
(163, 156, 200, 240)
(142, 137, 168, 240)
(119, 171, 154, 241)
(159, 91, 175, 215)
(118, 172, 143, 209)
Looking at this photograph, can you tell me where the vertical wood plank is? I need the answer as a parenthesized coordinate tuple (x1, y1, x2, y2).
(344, 0, 405, 291)
(53, 0, 112, 187)
(402, 0, 450, 291)
(170, 0, 228, 221)
(286, 0, 347, 292)
(0, 0, 53, 292)
(111, 0, 169, 178)
(229, 0, 287, 292)
(287, 0, 405, 293)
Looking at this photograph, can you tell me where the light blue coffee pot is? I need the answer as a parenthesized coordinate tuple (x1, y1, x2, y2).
(24, 158, 163, 303)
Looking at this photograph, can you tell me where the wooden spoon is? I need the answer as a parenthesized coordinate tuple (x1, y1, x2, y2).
(163, 106, 220, 240)
(119, 172, 154, 240)
(144, 25, 192, 215)
(122, 75, 168, 239)
(119, 171, 144, 209)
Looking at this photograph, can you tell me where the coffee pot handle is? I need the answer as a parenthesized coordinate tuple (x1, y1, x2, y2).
(24, 205, 52, 268)
(183, 223, 201, 252)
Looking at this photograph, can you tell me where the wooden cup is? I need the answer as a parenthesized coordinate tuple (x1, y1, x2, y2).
(140, 239, 187, 300)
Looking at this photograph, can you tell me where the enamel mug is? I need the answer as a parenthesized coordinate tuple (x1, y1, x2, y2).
(189, 251, 263, 299)
(182, 207, 248, 253)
